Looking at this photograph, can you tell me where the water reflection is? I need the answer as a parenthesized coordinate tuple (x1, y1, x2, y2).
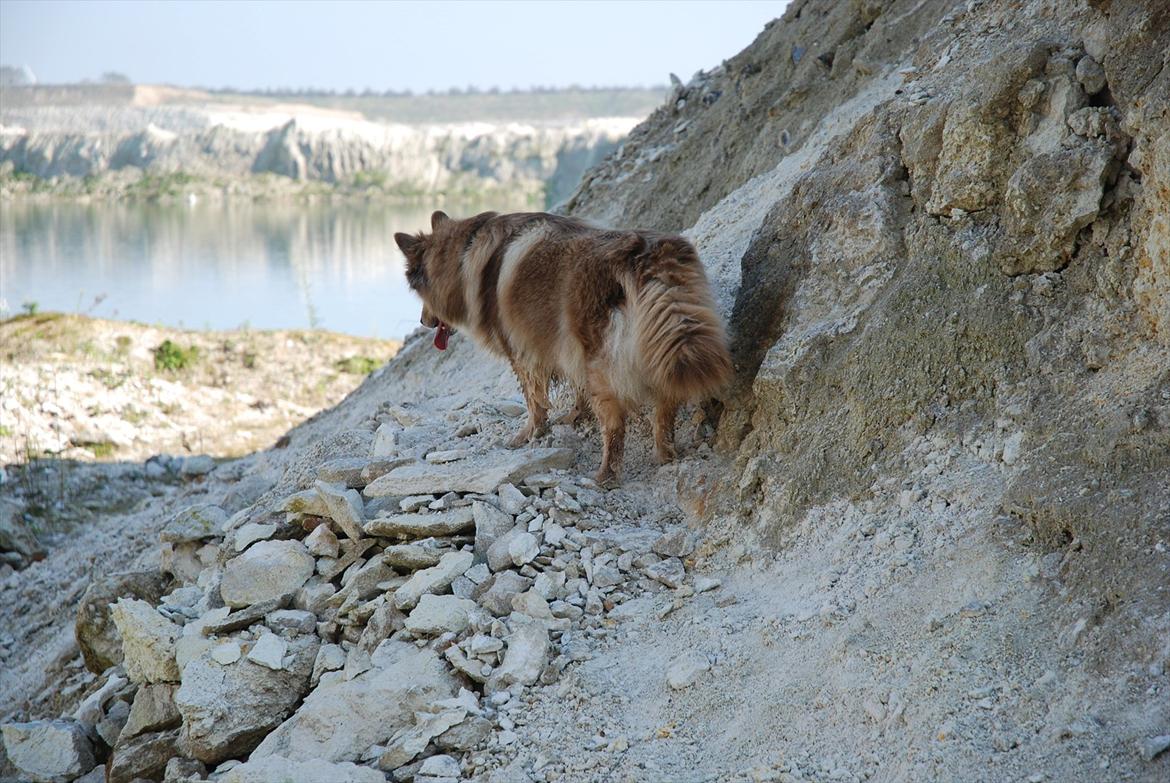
(0, 200, 499, 338)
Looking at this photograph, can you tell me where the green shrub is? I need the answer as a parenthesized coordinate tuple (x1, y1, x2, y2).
(153, 340, 199, 371)
(335, 355, 380, 375)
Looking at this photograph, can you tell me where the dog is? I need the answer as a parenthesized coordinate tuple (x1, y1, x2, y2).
(395, 210, 732, 484)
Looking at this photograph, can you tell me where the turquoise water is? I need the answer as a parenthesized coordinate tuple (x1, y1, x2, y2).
(0, 200, 444, 338)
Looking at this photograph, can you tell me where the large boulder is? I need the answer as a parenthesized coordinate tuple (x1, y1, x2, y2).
(250, 644, 457, 762)
(219, 539, 314, 608)
(174, 635, 318, 765)
(363, 448, 574, 496)
(75, 570, 170, 674)
(1, 720, 95, 783)
(107, 728, 180, 783)
(109, 598, 182, 684)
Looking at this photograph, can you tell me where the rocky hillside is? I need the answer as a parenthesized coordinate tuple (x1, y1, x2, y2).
(0, 98, 635, 205)
(2, 1, 1168, 782)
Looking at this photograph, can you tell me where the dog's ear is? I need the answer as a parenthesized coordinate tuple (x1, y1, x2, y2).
(395, 232, 421, 257)
(431, 210, 450, 230)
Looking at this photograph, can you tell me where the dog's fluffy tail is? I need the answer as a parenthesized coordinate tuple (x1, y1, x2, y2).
(632, 238, 733, 403)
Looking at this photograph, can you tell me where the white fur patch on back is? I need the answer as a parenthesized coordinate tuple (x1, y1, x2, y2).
(497, 223, 549, 303)
(604, 307, 647, 404)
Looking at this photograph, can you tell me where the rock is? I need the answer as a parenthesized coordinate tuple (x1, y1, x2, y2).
(266, 608, 316, 634)
(394, 550, 474, 610)
(418, 754, 461, 780)
(532, 570, 566, 601)
(330, 557, 397, 608)
(175, 636, 318, 765)
(474, 570, 533, 616)
(1, 720, 95, 783)
(164, 757, 208, 782)
(220, 757, 386, 783)
(382, 543, 443, 570)
(318, 456, 378, 487)
(278, 489, 330, 516)
(211, 641, 242, 665)
(179, 455, 215, 476)
(122, 683, 180, 738)
(247, 631, 288, 670)
(107, 728, 180, 783)
(251, 646, 458, 762)
(363, 448, 574, 496)
(473, 501, 515, 560)
(233, 522, 277, 552)
(0, 496, 42, 561)
(295, 578, 337, 614)
(74, 672, 128, 729)
(95, 699, 131, 746)
(305, 523, 341, 557)
(497, 483, 528, 515)
(1139, 734, 1170, 761)
(435, 715, 493, 752)
(372, 421, 402, 457)
(694, 576, 722, 593)
(161, 503, 227, 543)
(378, 709, 467, 769)
(486, 525, 527, 572)
(312, 643, 346, 685)
(427, 448, 472, 463)
(201, 595, 289, 635)
(1075, 55, 1106, 95)
(404, 594, 478, 635)
(644, 557, 686, 589)
(512, 590, 553, 620)
(75, 570, 170, 674)
(486, 622, 549, 692)
(666, 650, 710, 689)
(364, 507, 475, 539)
(110, 598, 182, 683)
(652, 529, 695, 558)
(315, 480, 366, 541)
(220, 540, 314, 608)
(508, 532, 539, 566)
(591, 564, 623, 588)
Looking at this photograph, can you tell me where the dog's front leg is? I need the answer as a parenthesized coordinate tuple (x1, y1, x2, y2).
(507, 364, 550, 447)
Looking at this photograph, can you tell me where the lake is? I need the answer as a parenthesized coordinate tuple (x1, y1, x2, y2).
(0, 200, 502, 339)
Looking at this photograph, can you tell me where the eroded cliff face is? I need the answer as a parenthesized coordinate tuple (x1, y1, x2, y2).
(0, 103, 633, 204)
(570, 0, 1169, 662)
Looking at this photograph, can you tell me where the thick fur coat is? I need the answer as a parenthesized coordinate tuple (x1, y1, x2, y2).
(396, 210, 732, 483)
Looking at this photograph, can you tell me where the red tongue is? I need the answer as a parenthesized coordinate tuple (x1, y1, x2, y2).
(433, 322, 450, 351)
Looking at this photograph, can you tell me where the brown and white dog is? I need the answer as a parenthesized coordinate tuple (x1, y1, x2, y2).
(395, 210, 732, 484)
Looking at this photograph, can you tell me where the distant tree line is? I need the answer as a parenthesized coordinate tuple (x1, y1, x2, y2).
(201, 84, 665, 98)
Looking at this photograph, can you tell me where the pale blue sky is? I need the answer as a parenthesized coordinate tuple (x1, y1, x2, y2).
(1, 0, 788, 91)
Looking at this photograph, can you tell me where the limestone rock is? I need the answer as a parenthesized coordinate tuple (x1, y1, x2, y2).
(382, 543, 443, 570)
(363, 448, 574, 496)
(1, 720, 95, 783)
(107, 728, 179, 783)
(110, 598, 182, 683)
(305, 523, 340, 558)
(364, 507, 475, 539)
(404, 594, 478, 635)
(122, 683, 180, 738)
(394, 550, 474, 610)
(160, 503, 227, 544)
(175, 635, 318, 765)
(246, 631, 288, 670)
(220, 539, 314, 608)
(251, 646, 458, 762)
(473, 500, 514, 560)
(75, 570, 170, 674)
(315, 480, 366, 541)
(486, 622, 549, 692)
(473, 570, 532, 616)
(220, 756, 385, 783)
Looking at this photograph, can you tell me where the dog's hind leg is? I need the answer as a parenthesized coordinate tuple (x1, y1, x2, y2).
(586, 369, 627, 486)
(653, 399, 679, 464)
(508, 364, 551, 447)
(553, 387, 591, 426)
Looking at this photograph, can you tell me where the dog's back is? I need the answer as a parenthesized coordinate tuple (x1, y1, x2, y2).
(465, 212, 731, 406)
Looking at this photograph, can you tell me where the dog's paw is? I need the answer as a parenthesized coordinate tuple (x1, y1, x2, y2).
(654, 444, 677, 464)
(593, 468, 620, 488)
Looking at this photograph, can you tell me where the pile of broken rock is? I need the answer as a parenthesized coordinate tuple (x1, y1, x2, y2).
(2, 420, 704, 783)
